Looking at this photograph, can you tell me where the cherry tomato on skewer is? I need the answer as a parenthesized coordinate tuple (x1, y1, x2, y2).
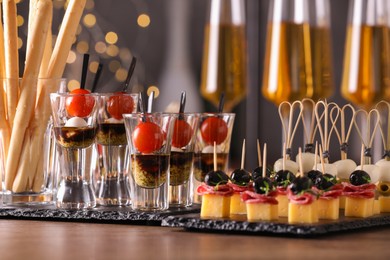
(66, 88, 95, 117)
(133, 121, 164, 153)
(107, 92, 135, 120)
(172, 119, 193, 148)
(200, 117, 228, 145)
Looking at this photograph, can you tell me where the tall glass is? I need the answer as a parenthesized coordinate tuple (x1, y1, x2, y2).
(124, 113, 176, 211)
(193, 113, 235, 203)
(200, 0, 247, 112)
(341, 0, 390, 110)
(1, 78, 67, 206)
(50, 93, 99, 209)
(262, 0, 334, 106)
(95, 93, 138, 206)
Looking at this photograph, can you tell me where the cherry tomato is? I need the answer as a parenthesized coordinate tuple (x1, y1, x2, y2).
(172, 119, 193, 148)
(66, 89, 95, 117)
(200, 117, 228, 145)
(107, 92, 135, 120)
(133, 121, 164, 153)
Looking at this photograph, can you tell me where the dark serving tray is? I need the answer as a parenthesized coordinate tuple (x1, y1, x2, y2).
(161, 211, 390, 237)
(0, 205, 200, 226)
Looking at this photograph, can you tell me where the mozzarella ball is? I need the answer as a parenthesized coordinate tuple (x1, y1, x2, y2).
(333, 159, 357, 180)
(65, 117, 88, 127)
(375, 160, 390, 182)
(313, 163, 338, 177)
(354, 164, 381, 183)
(274, 158, 299, 175)
(296, 152, 320, 174)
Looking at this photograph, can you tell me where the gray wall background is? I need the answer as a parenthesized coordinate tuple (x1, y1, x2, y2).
(17, 0, 352, 170)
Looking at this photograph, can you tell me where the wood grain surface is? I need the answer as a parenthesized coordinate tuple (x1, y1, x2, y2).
(0, 220, 389, 259)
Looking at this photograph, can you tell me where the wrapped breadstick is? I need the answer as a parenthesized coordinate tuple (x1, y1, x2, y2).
(5, 0, 53, 192)
(2, 0, 19, 127)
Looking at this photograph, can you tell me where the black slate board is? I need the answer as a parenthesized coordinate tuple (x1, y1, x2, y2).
(0, 205, 200, 226)
(161, 212, 390, 237)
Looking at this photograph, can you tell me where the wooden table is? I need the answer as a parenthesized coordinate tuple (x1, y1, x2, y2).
(0, 220, 389, 259)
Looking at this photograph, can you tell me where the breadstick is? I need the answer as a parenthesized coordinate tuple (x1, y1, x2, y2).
(2, 0, 19, 127)
(30, 0, 87, 191)
(5, 0, 52, 192)
(0, 5, 9, 129)
(37, 10, 53, 105)
(47, 0, 87, 78)
(28, 0, 38, 32)
(26, 0, 37, 60)
(0, 3, 11, 190)
(0, 4, 6, 80)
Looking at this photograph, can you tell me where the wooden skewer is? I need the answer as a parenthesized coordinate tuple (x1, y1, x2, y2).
(360, 144, 365, 171)
(262, 143, 267, 178)
(313, 142, 318, 170)
(282, 142, 286, 171)
(241, 139, 246, 169)
(257, 139, 262, 167)
(319, 145, 326, 175)
(298, 147, 304, 177)
(213, 142, 217, 172)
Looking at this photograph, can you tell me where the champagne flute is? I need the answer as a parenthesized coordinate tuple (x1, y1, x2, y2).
(200, 0, 247, 112)
(262, 0, 334, 106)
(341, 0, 390, 110)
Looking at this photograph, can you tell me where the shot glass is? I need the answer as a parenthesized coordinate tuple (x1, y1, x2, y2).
(50, 92, 99, 209)
(193, 113, 235, 203)
(95, 93, 138, 206)
(124, 112, 176, 211)
(169, 113, 200, 207)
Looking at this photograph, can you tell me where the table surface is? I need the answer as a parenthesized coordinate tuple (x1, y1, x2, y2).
(0, 220, 389, 259)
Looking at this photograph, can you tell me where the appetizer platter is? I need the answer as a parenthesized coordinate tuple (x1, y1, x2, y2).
(161, 212, 390, 237)
(160, 99, 390, 237)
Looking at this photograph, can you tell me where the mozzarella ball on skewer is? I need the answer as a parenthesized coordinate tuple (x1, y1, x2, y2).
(333, 159, 357, 180)
(296, 152, 320, 174)
(354, 164, 381, 184)
(314, 163, 338, 177)
(274, 158, 299, 175)
(375, 160, 390, 182)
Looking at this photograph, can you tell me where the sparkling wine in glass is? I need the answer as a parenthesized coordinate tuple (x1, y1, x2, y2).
(200, 0, 247, 112)
(341, 0, 390, 110)
(262, 0, 334, 106)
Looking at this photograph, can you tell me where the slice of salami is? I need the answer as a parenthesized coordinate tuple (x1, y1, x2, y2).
(313, 184, 343, 200)
(342, 182, 376, 199)
(196, 183, 234, 196)
(287, 188, 316, 205)
(276, 187, 287, 195)
(241, 190, 278, 205)
(228, 182, 252, 193)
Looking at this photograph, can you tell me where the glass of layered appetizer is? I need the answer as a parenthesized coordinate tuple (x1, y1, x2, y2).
(50, 92, 99, 209)
(193, 113, 235, 203)
(169, 113, 199, 207)
(124, 112, 176, 211)
(95, 93, 138, 206)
